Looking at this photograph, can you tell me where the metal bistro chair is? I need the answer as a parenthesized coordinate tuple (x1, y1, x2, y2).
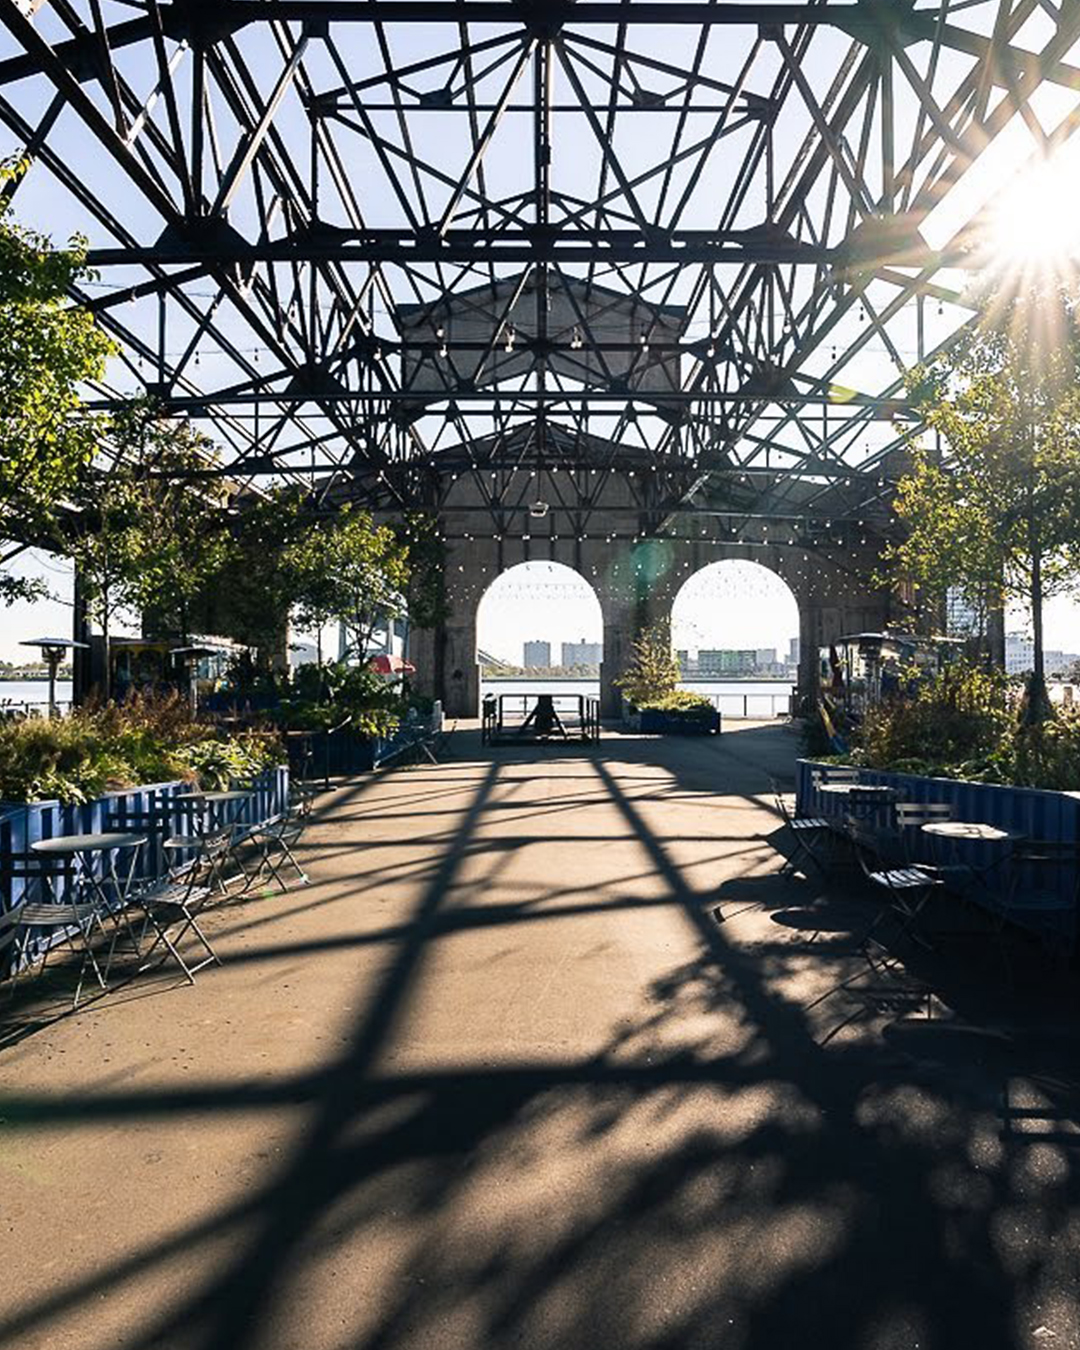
(158, 808, 235, 897)
(988, 839, 1080, 975)
(811, 767, 860, 787)
(0, 852, 110, 1009)
(810, 766, 861, 829)
(846, 815, 944, 951)
(242, 784, 313, 892)
(771, 778, 833, 878)
(893, 802, 971, 882)
(132, 828, 232, 984)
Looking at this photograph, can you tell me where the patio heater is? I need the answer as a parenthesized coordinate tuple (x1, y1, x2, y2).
(19, 637, 88, 717)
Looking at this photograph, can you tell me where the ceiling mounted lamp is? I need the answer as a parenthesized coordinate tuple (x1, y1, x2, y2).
(529, 500, 550, 519)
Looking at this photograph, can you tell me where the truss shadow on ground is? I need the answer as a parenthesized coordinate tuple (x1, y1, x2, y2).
(2, 726, 1080, 1349)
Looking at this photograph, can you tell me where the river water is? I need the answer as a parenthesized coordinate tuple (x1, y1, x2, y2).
(0, 679, 73, 711)
(482, 677, 794, 718)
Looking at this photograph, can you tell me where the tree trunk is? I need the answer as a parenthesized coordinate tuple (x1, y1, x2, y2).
(1023, 539, 1053, 724)
(101, 601, 111, 703)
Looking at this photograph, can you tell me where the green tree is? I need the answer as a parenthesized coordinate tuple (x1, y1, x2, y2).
(286, 505, 411, 661)
(111, 401, 235, 644)
(0, 162, 114, 602)
(616, 620, 682, 707)
(393, 511, 448, 631)
(226, 487, 308, 669)
(61, 460, 143, 699)
(886, 285, 1080, 722)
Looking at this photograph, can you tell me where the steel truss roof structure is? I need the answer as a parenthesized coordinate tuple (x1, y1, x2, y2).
(2, 0, 1080, 542)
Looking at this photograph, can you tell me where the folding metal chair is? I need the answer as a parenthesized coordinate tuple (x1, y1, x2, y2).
(771, 778, 833, 878)
(0, 853, 111, 1009)
(243, 790, 311, 891)
(133, 829, 231, 983)
(810, 767, 860, 788)
(892, 802, 975, 886)
(846, 816, 944, 950)
(987, 840, 1079, 977)
(159, 818, 233, 896)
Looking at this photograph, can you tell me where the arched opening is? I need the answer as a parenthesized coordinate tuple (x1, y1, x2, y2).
(476, 561, 604, 700)
(671, 559, 800, 719)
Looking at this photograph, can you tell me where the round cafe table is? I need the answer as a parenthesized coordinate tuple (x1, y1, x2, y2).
(920, 820, 1023, 890)
(31, 830, 148, 887)
(921, 822, 1022, 844)
(31, 831, 148, 982)
(174, 789, 253, 827)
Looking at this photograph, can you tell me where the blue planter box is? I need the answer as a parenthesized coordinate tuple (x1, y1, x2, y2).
(307, 725, 420, 776)
(637, 708, 721, 735)
(796, 758, 1080, 943)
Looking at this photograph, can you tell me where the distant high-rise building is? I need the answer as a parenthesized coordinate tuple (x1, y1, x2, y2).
(756, 648, 777, 669)
(1005, 632, 1034, 674)
(946, 587, 981, 638)
(698, 649, 756, 676)
(523, 640, 551, 668)
(788, 637, 800, 667)
(561, 639, 602, 667)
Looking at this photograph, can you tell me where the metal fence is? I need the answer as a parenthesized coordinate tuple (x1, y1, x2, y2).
(0, 699, 74, 719)
(699, 690, 793, 720)
(483, 693, 600, 745)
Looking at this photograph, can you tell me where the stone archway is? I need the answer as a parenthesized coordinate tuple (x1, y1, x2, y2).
(475, 561, 604, 711)
(670, 559, 801, 714)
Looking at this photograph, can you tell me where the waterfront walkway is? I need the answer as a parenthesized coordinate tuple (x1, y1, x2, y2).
(2, 724, 1080, 1350)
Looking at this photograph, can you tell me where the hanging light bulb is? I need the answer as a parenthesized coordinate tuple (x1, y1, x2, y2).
(505, 325, 515, 353)
(571, 326, 583, 350)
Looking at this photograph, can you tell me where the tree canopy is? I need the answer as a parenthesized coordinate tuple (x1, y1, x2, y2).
(616, 620, 682, 707)
(108, 402, 235, 644)
(886, 284, 1080, 718)
(284, 504, 411, 659)
(0, 162, 113, 602)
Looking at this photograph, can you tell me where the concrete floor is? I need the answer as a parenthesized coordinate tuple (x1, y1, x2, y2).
(3, 722, 1080, 1350)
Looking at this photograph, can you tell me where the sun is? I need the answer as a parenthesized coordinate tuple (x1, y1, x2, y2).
(986, 154, 1080, 271)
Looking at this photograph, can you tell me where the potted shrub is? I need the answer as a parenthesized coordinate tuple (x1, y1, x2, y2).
(617, 622, 721, 736)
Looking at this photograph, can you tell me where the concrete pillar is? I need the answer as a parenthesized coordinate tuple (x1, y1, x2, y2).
(443, 615, 479, 718)
(797, 602, 822, 714)
(408, 624, 440, 703)
(599, 607, 636, 720)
